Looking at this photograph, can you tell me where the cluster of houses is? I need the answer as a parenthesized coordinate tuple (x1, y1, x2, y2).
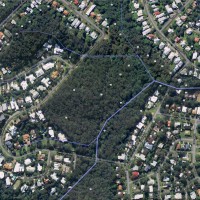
(73, 0, 109, 28)
(46, 0, 99, 40)
(30, 110, 68, 142)
(132, 0, 184, 74)
(0, 151, 47, 190)
(117, 89, 161, 163)
(0, 61, 61, 122)
(164, 91, 200, 116)
(132, 178, 157, 199)
(167, 1, 200, 63)
(0, 151, 73, 195)
(130, 115, 195, 199)
(4, 110, 45, 150)
(160, 152, 194, 199)
(146, 90, 159, 109)
(115, 166, 127, 198)
(117, 115, 148, 162)
(51, 154, 72, 181)
(4, 109, 69, 152)
(149, 0, 183, 25)
(180, 67, 200, 81)
(134, 122, 163, 169)
(176, 141, 192, 151)
(159, 40, 184, 73)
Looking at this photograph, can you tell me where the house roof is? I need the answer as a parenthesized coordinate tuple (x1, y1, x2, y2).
(23, 134, 30, 141)
(132, 171, 139, 178)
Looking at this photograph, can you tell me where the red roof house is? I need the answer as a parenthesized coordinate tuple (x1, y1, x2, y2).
(132, 171, 139, 179)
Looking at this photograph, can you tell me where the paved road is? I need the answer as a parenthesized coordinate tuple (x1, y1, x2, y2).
(125, 170, 131, 195)
(161, 0, 194, 31)
(156, 172, 161, 199)
(47, 150, 51, 166)
(143, 0, 196, 69)
(192, 117, 198, 163)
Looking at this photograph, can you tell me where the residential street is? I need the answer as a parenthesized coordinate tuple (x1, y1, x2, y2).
(143, 0, 196, 69)
(125, 170, 131, 195)
(0, 0, 28, 28)
(161, 0, 194, 31)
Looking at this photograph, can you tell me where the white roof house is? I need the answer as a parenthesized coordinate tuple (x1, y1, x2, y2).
(49, 128, 55, 138)
(86, 4, 96, 16)
(168, 52, 176, 61)
(102, 20, 108, 27)
(156, 13, 165, 19)
(132, 135, 137, 145)
(37, 85, 46, 91)
(58, 133, 67, 142)
(137, 9, 143, 17)
(79, 23, 86, 30)
(158, 16, 168, 24)
(0, 171, 4, 179)
(159, 42, 165, 49)
(61, 177, 66, 184)
(134, 194, 144, 199)
(21, 184, 29, 193)
(90, 31, 98, 39)
(142, 28, 151, 36)
(149, 185, 153, 193)
(197, 107, 200, 115)
(30, 90, 39, 99)
(41, 78, 50, 87)
(150, 96, 158, 103)
(190, 191, 197, 200)
(175, 0, 181, 3)
(163, 46, 171, 56)
(186, 28, 193, 35)
(36, 110, 45, 121)
(135, 153, 146, 161)
(54, 45, 63, 54)
(35, 68, 44, 77)
(134, 3, 140, 9)
(42, 62, 55, 71)
(9, 125, 17, 136)
(20, 81, 28, 90)
(37, 163, 42, 172)
(5, 133, 12, 141)
(182, 106, 187, 113)
(136, 122, 144, 130)
(6, 177, 11, 186)
(14, 162, 24, 173)
(24, 158, 32, 166)
(165, 5, 173, 14)
(64, 158, 71, 164)
(175, 193, 182, 199)
(26, 74, 36, 84)
(51, 172, 59, 181)
(26, 166, 36, 173)
(79, 1, 87, 10)
(118, 153, 126, 161)
(172, 2, 178, 9)
(192, 51, 198, 60)
(25, 96, 33, 104)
